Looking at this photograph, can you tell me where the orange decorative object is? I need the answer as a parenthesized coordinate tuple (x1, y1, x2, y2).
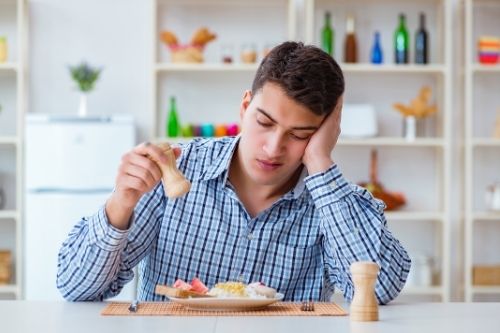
(215, 125, 227, 137)
(358, 150, 406, 211)
(393, 86, 437, 119)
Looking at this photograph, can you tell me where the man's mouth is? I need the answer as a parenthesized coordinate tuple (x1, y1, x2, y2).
(256, 159, 283, 171)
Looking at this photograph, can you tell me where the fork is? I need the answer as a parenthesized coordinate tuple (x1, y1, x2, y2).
(128, 300, 139, 313)
(301, 301, 315, 312)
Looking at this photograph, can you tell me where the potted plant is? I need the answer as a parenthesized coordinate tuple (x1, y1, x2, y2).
(69, 62, 102, 117)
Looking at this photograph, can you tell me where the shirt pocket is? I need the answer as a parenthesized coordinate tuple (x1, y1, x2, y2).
(264, 240, 320, 298)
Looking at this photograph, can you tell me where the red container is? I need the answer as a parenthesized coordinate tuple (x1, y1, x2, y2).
(479, 52, 500, 64)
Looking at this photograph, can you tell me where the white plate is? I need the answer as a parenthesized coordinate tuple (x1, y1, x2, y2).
(168, 293, 285, 311)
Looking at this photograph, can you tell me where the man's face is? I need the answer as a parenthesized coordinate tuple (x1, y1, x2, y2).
(237, 82, 325, 187)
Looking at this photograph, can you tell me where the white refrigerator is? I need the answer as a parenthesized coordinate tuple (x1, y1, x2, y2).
(24, 114, 137, 300)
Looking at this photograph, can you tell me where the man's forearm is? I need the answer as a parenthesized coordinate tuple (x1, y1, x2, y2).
(105, 193, 135, 230)
(305, 164, 411, 304)
(56, 208, 130, 301)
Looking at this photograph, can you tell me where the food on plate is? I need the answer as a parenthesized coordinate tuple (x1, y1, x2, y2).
(247, 282, 277, 299)
(208, 281, 277, 299)
(173, 277, 209, 294)
(169, 278, 278, 299)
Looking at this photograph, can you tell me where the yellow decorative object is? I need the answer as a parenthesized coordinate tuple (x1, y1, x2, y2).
(0, 36, 8, 63)
(393, 86, 437, 119)
(160, 28, 216, 63)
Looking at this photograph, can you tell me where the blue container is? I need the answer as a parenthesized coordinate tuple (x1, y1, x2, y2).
(201, 124, 215, 137)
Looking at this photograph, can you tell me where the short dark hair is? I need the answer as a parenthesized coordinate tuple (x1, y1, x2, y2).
(251, 41, 344, 116)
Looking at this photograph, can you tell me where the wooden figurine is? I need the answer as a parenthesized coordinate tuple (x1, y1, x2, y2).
(151, 143, 191, 198)
(350, 261, 380, 322)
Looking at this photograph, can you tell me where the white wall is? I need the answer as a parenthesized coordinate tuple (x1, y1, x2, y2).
(29, 0, 153, 140)
(28, 0, 467, 300)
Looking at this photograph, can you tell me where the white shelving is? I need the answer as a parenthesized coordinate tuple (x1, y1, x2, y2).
(151, 0, 453, 301)
(386, 211, 445, 222)
(0, 0, 27, 300)
(304, 0, 452, 301)
(471, 286, 500, 294)
(464, 0, 500, 302)
(158, 136, 446, 147)
(0, 62, 18, 71)
(155, 63, 259, 72)
(402, 286, 444, 296)
(0, 137, 18, 145)
(151, 0, 296, 139)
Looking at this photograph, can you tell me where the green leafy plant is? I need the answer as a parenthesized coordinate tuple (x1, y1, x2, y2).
(69, 62, 102, 92)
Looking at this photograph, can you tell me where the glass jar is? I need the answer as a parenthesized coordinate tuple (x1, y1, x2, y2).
(240, 44, 257, 64)
(220, 44, 234, 64)
(407, 254, 434, 287)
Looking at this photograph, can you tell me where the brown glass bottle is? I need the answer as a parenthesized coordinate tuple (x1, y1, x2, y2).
(344, 15, 358, 63)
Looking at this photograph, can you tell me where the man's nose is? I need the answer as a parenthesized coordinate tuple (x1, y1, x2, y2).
(263, 132, 285, 157)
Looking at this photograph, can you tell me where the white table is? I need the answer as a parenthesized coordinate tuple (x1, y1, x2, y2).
(2, 301, 500, 333)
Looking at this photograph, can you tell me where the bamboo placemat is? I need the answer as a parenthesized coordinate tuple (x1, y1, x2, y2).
(101, 302, 347, 317)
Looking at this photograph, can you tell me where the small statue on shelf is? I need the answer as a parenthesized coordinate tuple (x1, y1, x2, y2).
(393, 86, 437, 141)
(393, 86, 437, 119)
(358, 150, 406, 211)
(160, 28, 217, 63)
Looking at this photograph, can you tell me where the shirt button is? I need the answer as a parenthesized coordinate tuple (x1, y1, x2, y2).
(330, 180, 337, 188)
(247, 233, 253, 240)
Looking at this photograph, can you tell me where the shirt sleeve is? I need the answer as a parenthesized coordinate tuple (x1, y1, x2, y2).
(304, 163, 411, 304)
(56, 184, 166, 301)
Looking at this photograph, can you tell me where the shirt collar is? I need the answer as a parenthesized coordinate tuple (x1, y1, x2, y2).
(200, 135, 309, 199)
(200, 135, 240, 182)
(290, 166, 309, 199)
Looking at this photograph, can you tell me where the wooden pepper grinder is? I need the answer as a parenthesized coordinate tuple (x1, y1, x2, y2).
(152, 143, 191, 198)
(350, 261, 380, 321)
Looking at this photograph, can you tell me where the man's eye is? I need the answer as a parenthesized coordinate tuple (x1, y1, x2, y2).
(290, 133, 309, 141)
(257, 120, 272, 128)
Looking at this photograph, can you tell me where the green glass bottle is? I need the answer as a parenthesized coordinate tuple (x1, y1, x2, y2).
(167, 96, 180, 137)
(394, 13, 409, 64)
(321, 12, 334, 56)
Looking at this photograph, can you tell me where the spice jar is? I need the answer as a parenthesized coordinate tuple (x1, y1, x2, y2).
(240, 44, 257, 64)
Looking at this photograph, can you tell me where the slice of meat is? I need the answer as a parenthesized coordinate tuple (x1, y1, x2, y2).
(190, 277, 209, 294)
(173, 278, 193, 291)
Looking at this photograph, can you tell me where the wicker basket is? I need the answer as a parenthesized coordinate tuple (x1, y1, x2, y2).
(473, 265, 500, 286)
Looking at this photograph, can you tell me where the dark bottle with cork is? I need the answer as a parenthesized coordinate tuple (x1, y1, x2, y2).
(344, 14, 358, 63)
(415, 13, 429, 64)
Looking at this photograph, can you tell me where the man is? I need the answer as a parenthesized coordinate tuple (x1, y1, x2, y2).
(57, 41, 410, 303)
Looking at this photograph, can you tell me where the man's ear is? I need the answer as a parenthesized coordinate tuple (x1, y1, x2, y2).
(239, 90, 252, 120)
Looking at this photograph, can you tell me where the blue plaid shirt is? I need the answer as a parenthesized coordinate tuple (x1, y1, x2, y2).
(57, 136, 410, 303)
